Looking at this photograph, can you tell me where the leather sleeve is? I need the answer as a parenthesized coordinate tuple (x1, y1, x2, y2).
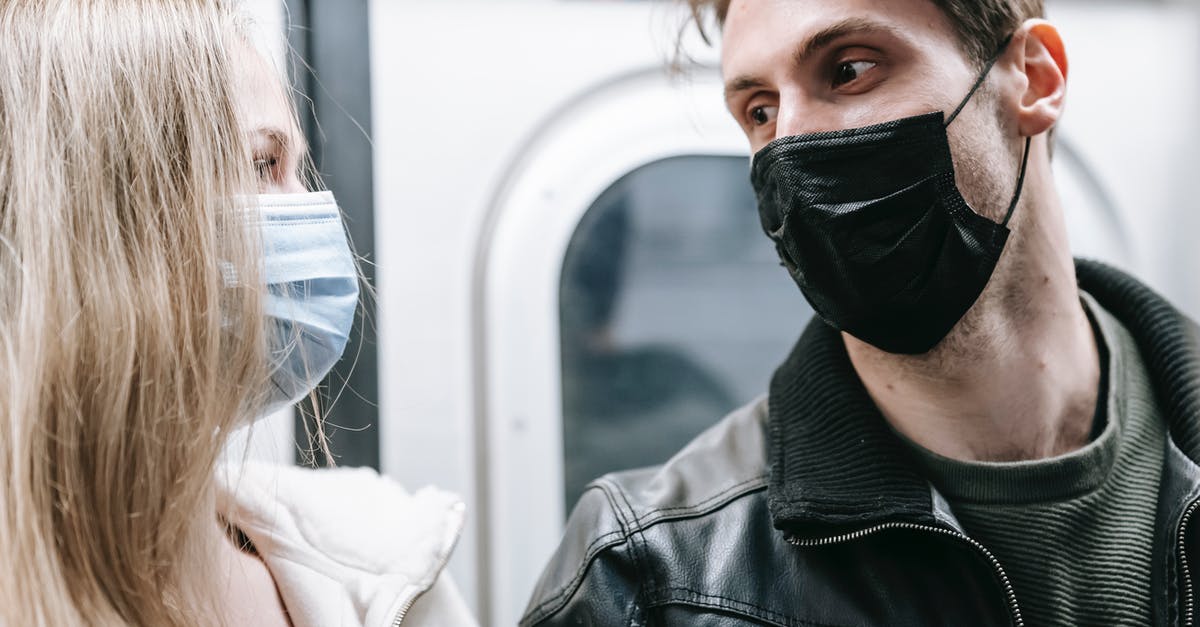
(519, 482, 647, 626)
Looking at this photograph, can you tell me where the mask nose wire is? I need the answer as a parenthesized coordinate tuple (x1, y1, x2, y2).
(945, 34, 1016, 127)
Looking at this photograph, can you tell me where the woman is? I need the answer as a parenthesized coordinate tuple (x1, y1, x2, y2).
(0, 1, 474, 625)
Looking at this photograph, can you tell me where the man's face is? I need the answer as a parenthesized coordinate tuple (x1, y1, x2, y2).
(722, 0, 1020, 226)
(722, 0, 988, 152)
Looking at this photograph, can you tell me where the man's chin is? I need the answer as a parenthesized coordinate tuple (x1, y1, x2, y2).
(841, 298, 1002, 373)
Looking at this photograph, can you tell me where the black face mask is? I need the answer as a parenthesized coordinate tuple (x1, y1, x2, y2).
(750, 38, 1031, 355)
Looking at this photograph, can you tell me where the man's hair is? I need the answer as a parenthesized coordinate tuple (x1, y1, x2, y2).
(686, 0, 1045, 67)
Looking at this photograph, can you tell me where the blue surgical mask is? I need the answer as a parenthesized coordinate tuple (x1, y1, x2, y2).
(253, 191, 359, 416)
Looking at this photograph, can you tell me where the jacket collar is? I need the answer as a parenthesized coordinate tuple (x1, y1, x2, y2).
(1075, 260, 1200, 460)
(768, 259, 1200, 535)
(215, 462, 466, 627)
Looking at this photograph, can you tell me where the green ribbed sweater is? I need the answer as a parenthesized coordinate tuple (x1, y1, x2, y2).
(900, 295, 1165, 626)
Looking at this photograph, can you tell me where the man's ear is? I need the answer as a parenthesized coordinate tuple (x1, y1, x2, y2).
(1013, 19, 1068, 137)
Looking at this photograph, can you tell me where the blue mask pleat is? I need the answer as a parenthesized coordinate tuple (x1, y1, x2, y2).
(251, 191, 359, 416)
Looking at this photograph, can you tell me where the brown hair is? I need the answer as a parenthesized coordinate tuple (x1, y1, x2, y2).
(0, 0, 273, 624)
(686, 0, 1044, 66)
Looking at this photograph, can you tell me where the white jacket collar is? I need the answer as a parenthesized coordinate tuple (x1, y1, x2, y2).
(216, 462, 466, 627)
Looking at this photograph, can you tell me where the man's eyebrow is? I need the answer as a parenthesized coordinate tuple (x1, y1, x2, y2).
(724, 75, 769, 100)
(724, 18, 902, 101)
(794, 17, 901, 65)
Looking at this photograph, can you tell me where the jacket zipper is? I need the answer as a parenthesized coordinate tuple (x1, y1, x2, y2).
(390, 590, 424, 627)
(389, 505, 466, 627)
(787, 522, 1024, 627)
(1179, 497, 1200, 626)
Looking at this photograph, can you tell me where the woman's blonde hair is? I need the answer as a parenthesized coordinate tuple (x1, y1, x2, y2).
(0, 0, 273, 624)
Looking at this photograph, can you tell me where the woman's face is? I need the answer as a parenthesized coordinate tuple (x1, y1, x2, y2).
(233, 41, 308, 195)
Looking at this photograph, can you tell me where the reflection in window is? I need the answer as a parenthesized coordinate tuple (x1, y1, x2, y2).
(559, 156, 812, 510)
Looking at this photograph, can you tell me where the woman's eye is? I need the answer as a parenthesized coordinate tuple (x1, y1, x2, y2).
(749, 105, 779, 127)
(253, 156, 279, 180)
(832, 60, 877, 88)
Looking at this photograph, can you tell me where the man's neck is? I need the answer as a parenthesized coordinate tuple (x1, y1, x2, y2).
(846, 209, 1101, 463)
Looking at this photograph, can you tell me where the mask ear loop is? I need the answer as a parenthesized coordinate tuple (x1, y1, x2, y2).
(1002, 136, 1033, 227)
(945, 34, 1016, 127)
(942, 33, 1030, 228)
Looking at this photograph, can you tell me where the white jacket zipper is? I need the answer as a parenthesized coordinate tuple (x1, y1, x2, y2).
(389, 505, 466, 627)
(787, 521, 1024, 627)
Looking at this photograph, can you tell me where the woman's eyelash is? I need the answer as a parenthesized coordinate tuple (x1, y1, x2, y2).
(253, 155, 279, 176)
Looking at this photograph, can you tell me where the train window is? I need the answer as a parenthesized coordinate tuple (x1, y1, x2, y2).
(559, 155, 812, 509)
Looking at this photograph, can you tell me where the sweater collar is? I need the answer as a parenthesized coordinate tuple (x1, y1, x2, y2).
(767, 259, 1200, 535)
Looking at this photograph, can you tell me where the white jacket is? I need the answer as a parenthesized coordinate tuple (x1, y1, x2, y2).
(215, 462, 478, 627)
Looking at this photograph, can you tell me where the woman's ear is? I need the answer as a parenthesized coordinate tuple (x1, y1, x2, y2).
(1014, 19, 1069, 137)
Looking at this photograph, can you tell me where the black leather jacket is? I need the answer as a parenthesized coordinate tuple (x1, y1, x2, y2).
(521, 260, 1200, 627)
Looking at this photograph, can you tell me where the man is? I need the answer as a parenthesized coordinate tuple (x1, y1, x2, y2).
(522, 1, 1200, 624)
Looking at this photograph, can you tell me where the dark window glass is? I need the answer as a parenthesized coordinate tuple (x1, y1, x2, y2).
(559, 156, 812, 510)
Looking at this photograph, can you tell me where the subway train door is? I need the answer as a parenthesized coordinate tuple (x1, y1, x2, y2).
(478, 55, 815, 627)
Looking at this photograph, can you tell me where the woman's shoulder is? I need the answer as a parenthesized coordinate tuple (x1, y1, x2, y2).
(216, 461, 466, 574)
(216, 461, 474, 626)
(221, 461, 462, 521)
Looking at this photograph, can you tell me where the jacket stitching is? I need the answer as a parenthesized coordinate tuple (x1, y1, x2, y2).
(626, 476, 771, 609)
(523, 484, 632, 622)
(523, 530, 627, 621)
(527, 472, 771, 622)
(628, 476, 768, 529)
(609, 477, 659, 616)
(647, 586, 848, 627)
(527, 403, 773, 625)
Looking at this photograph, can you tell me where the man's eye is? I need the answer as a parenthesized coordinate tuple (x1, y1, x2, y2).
(749, 105, 779, 127)
(832, 60, 877, 88)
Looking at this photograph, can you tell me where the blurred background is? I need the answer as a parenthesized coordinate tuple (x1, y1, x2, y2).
(233, 0, 1200, 624)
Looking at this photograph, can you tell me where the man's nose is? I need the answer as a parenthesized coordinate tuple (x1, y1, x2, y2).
(775, 99, 840, 140)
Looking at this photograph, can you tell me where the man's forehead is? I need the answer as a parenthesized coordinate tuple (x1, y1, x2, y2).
(720, 0, 956, 69)
(723, 0, 949, 27)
